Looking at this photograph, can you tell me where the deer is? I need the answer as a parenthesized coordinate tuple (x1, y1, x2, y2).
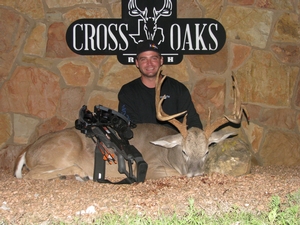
(14, 72, 247, 181)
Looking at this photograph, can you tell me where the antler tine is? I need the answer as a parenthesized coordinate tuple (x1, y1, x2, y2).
(204, 74, 247, 139)
(225, 75, 242, 123)
(225, 74, 249, 123)
(154, 0, 172, 20)
(204, 117, 228, 139)
(155, 72, 187, 120)
(155, 70, 188, 138)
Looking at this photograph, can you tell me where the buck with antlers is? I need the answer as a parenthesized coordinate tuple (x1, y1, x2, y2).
(14, 72, 247, 181)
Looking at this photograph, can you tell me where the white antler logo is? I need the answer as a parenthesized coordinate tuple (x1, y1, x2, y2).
(128, 0, 172, 44)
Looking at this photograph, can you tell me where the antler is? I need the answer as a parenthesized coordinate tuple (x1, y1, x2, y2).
(153, 0, 173, 22)
(204, 74, 248, 139)
(155, 70, 188, 138)
(128, 0, 147, 21)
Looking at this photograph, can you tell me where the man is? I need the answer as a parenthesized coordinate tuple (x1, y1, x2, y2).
(118, 40, 203, 130)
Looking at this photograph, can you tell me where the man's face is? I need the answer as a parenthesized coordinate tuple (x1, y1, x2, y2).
(135, 51, 163, 78)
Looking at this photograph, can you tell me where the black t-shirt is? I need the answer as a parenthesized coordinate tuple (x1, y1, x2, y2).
(118, 76, 203, 130)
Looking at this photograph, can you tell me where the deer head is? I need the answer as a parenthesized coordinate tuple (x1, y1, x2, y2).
(128, 0, 172, 41)
(150, 71, 248, 177)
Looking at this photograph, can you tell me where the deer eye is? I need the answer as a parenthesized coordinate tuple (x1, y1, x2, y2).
(182, 150, 187, 156)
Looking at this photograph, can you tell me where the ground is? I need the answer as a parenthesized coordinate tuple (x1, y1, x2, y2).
(0, 165, 300, 224)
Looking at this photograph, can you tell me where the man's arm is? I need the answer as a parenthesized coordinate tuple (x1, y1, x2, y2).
(118, 87, 140, 124)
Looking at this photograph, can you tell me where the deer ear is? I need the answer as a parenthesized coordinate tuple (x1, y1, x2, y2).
(150, 133, 183, 148)
(208, 131, 236, 145)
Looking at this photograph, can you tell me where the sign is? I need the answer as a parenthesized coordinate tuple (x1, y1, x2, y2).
(66, 0, 226, 64)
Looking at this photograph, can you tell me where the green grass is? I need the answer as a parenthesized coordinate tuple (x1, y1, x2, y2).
(1, 190, 300, 225)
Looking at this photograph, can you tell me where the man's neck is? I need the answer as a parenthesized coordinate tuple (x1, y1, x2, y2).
(140, 75, 157, 88)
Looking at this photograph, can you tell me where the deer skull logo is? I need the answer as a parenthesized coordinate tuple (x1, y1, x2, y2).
(128, 0, 172, 44)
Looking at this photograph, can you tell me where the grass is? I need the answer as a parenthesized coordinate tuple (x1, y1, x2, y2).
(1, 190, 300, 225)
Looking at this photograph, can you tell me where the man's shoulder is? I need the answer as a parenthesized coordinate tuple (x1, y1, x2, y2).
(165, 76, 183, 84)
(123, 77, 140, 86)
(164, 76, 187, 90)
(120, 78, 141, 91)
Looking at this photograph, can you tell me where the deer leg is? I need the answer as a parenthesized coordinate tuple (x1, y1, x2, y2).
(23, 164, 89, 180)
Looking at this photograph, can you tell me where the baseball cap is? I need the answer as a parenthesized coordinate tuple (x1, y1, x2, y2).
(136, 40, 160, 56)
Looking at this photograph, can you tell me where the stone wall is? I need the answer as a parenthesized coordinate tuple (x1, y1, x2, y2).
(0, 0, 299, 169)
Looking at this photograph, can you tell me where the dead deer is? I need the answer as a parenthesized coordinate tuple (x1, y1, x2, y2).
(14, 72, 247, 180)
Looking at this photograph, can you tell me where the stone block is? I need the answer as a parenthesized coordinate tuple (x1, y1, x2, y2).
(231, 44, 251, 70)
(23, 23, 47, 57)
(13, 114, 39, 144)
(110, 1, 122, 18)
(36, 117, 68, 138)
(197, 0, 223, 18)
(58, 61, 94, 87)
(46, 22, 77, 58)
(297, 113, 300, 132)
(260, 129, 300, 166)
(0, 8, 29, 82)
(242, 104, 263, 122)
(236, 50, 298, 107)
(0, 66, 61, 119)
(256, 0, 294, 10)
(293, 78, 300, 109)
(273, 13, 300, 42)
(0, 145, 24, 172)
(186, 43, 228, 74)
(242, 121, 263, 154)
(260, 108, 297, 130)
(271, 44, 300, 64)
(87, 90, 118, 111)
(192, 77, 225, 128)
(15, 0, 45, 19)
(228, 0, 255, 5)
(177, 0, 203, 18)
(205, 136, 252, 177)
(220, 6, 273, 49)
(63, 7, 110, 25)
(97, 57, 139, 91)
(58, 87, 85, 122)
(0, 113, 12, 148)
(162, 61, 189, 83)
(46, 0, 100, 9)
(87, 55, 107, 68)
